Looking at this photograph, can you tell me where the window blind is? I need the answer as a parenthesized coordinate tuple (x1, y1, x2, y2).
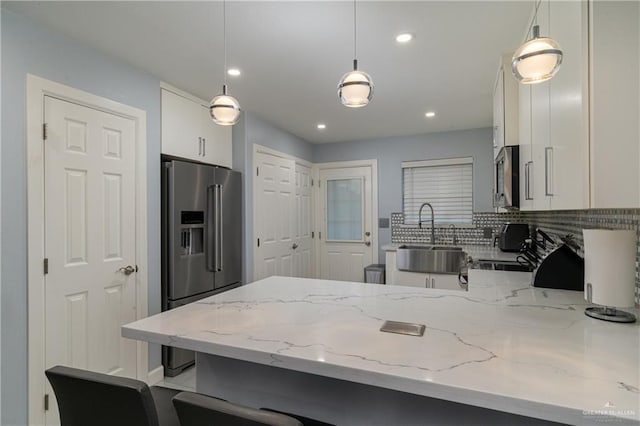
(402, 158, 473, 225)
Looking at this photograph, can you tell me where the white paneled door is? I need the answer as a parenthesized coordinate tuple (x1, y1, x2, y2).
(44, 96, 138, 425)
(254, 152, 296, 280)
(294, 163, 313, 278)
(318, 166, 374, 282)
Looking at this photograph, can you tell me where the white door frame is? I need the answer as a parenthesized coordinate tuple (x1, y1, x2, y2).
(252, 144, 315, 280)
(26, 74, 149, 425)
(314, 159, 379, 270)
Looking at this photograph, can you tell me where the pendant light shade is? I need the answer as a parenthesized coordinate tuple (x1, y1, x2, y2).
(512, 25, 563, 84)
(338, 0, 373, 107)
(210, 85, 241, 126)
(338, 59, 374, 108)
(210, 0, 241, 126)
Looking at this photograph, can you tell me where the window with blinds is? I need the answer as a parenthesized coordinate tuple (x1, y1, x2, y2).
(402, 157, 473, 225)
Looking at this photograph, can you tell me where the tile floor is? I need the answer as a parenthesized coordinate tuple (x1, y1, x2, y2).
(158, 366, 196, 391)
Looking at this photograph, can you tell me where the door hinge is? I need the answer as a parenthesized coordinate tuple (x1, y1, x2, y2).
(257, 238, 260, 247)
(43, 123, 48, 140)
(311, 231, 314, 238)
(256, 167, 259, 176)
(44, 394, 49, 411)
(43, 258, 49, 275)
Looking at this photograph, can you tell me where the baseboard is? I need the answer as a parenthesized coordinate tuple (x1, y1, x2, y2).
(147, 365, 165, 386)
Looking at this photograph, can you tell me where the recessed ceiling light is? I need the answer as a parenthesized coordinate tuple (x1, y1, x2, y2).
(317, 123, 327, 130)
(227, 68, 241, 77)
(425, 112, 436, 118)
(395, 33, 414, 43)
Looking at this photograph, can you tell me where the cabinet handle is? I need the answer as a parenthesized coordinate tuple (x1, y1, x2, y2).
(544, 147, 553, 196)
(202, 138, 206, 156)
(525, 161, 534, 200)
(198, 137, 202, 156)
(425, 278, 429, 288)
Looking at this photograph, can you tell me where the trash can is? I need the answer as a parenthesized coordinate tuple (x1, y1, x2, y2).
(364, 264, 386, 284)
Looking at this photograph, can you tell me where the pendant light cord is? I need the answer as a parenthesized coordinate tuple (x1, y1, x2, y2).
(223, 0, 227, 87)
(353, 0, 357, 61)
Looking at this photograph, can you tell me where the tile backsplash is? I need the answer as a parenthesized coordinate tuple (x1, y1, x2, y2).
(391, 209, 640, 305)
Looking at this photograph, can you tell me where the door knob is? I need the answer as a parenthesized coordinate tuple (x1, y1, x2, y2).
(292, 243, 299, 250)
(364, 241, 371, 246)
(117, 265, 136, 276)
(364, 231, 371, 237)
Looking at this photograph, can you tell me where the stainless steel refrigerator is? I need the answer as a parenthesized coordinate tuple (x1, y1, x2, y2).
(161, 159, 242, 376)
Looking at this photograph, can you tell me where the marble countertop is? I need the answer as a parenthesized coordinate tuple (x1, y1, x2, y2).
(123, 273, 640, 425)
(382, 243, 520, 262)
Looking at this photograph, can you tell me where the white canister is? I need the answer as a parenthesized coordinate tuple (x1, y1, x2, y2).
(583, 229, 636, 307)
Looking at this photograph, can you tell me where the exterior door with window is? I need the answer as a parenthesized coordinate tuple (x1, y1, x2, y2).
(318, 166, 374, 282)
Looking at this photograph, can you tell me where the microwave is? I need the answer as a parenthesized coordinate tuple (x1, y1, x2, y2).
(494, 145, 519, 210)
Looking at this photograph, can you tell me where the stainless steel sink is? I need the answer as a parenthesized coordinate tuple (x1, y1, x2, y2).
(396, 245, 468, 274)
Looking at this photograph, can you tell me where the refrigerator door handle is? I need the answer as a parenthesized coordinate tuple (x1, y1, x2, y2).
(206, 185, 216, 272)
(215, 184, 223, 271)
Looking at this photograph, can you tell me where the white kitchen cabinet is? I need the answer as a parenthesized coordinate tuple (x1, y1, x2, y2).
(428, 274, 462, 290)
(517, 0, 589, 211)
(492, 70, 504, 160)
(161, 86, 232, 168)
(518, 84, 534, 211)
(493, 53, 520, 161)
(589, 0, 640, 208)
(547, 0, 589, 210)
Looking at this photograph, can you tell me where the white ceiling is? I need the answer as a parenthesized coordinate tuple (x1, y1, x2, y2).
(5, 1, 533, 143)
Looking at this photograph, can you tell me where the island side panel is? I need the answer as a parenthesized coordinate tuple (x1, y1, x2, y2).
(195, 353, 564, 426)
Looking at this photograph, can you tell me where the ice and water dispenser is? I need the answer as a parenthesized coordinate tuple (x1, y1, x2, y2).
(179, 211, 204, 256)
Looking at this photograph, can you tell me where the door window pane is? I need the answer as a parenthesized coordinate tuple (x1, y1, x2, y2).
(326, 178, 363, 241)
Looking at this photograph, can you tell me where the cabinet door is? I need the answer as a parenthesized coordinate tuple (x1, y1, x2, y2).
(548, 0, 589, 210)
(161, 89, 202, 161)
(201, 105, 232, 168)
(492, 70, 505, 160)
(394, 270, 429, 288)
(430, 274, 463, 291)
(589, 0, 640, 208)
(519, 84, 534, 211)
(385, 251, 396, 285)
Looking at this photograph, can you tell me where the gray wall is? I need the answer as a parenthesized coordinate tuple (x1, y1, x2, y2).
(312, 128, 494, 261)
(1, 9, 163, 425)
(234, 112, 313, 283)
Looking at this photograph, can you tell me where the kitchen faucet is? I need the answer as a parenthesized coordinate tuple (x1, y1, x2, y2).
(418, 202, 435, 245)
(449, 224, 459, 246)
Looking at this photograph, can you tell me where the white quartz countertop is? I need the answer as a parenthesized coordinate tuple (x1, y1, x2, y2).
(123, 273, 640, 425)
(381, 243, 520, 262)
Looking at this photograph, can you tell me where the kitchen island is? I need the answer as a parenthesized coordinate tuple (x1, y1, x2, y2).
(122, 272, 640, 425)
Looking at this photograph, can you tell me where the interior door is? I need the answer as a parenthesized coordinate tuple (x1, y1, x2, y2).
(318, 166, 374, 282)
(294, 163, 313, 278)
(44, 96, 138, 424)
(254, 152, 296, 280)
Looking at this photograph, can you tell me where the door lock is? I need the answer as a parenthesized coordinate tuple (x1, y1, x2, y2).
(117, 265, 136, 276)
(292, 243, 299, 250)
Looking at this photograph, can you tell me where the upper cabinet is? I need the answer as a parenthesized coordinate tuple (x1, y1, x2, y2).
(515, 0, 638, 210)
(493, 53, 519, 160)
(589, 0, 640, 208)
(161, 85, 232, 168)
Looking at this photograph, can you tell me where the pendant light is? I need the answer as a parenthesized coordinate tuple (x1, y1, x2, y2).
(210, 0, 241, 126)
(337, 0, 374, 107)
(511, 1, 563, 84)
